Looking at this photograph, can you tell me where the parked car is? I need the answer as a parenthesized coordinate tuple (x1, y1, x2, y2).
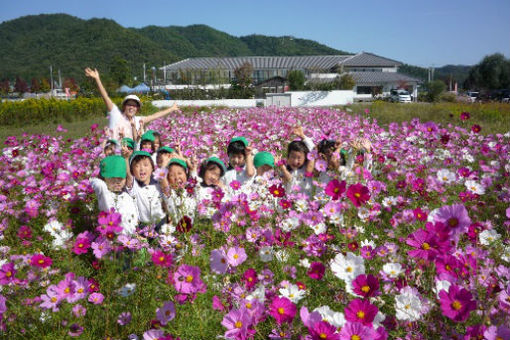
(465, 91, 479, 103)
(390, 89, 412, 103)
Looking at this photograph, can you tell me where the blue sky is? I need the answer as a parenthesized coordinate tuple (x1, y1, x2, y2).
(1, 0, 509, 67)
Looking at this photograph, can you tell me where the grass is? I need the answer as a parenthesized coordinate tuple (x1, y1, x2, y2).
(1, 102, 509, 143)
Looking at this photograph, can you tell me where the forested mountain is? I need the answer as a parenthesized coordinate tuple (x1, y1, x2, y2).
(0, 14, 347, 80)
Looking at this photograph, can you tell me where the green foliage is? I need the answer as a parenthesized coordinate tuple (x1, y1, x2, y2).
(240, 35, 349, 56)
(287, 70, 305, 90)
(335, 74, 355, 90)
(439, 92, 457, 102)
(109, 56, 131, 87)
(14, 76, 29, 94)
(425, 80, 447, 102)
(464, 53, 510, 90)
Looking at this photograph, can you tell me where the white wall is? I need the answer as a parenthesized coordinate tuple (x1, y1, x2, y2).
(281, 90, 355, 106)
(152, 99, 260, 108)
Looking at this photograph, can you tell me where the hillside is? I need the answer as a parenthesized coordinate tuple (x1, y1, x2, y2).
(0, 14, 347, 81)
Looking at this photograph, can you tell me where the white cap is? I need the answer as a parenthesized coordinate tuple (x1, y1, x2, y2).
(121, 94, 142, 108)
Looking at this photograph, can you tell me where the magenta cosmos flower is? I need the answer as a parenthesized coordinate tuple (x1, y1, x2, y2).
(339, 322, 378, 340)
(439, 284, 476, 322)
(346, 183, 370, 207)
(352, 274, 380, 298)
(434, 203, 471, 237)
(325, 179, 346, 201)
(307, 262, 326, 280)
(30, 254, 53, 268)
(269, 296, 297, 325)
(344, 298, 378, 326)
(73, 237, 91, 255)
(152, 250, 173, 268)
(0, 262, 17, 285)
(309, 320, 340, 340)
(173, 264, 206, 295)
(242, 268, 258, 289)
(88, 292, 104, 305)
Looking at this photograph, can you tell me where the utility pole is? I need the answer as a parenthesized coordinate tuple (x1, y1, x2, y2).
(143, 63, 146, 83)
(163, 61, 166, 83)
(58, 69, 62, 89)
(50, 65, 54, 95)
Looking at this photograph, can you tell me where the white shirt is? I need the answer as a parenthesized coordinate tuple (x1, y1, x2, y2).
(163, 189, 197, 224)
(127, 178, 166, 224)
(89, 178, 139, 235)
(223, 166, 253, 188)
(285, 167, 313, 197)
(108, 105, 142, 141)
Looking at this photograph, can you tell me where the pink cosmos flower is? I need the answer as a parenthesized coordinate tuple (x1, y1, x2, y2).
(72, 304, 87, 317)
(227, 247, 247, 267)
(0, 262, 16, 285)
(173, 264, 206, 295)
(230, 180, 241, 191)
(30, 254, 52, 268)
(315, 159, 328, 172)
(339, 322, 378, 340)
(307, 262, 326, 280)
(88, 292, 104, 305)
(346, 183, 370, 207)
(325, 179, 346, 201)
(152, 250, 173, 268)
(309, 320, 340, 340)
(117, 311, 131, 326)
(471, 124, 481, 133)
(344, 298, 378, 326)
(406, 228, 441, 261)
(210, 248, 228, 274)
(269, 184, 286, 198)
(91, 237, 112, 259)
(352, 274, 380, 298)
(300, 306, 322, 329)
(73, 237, 91, 255)
(269, 296, 296, 325)
(439, 284, 476, 322)
(221, 307, 254, 340)
(17, 225, 32, 239)
(434, 203, 471, 241)
(0, 294, 6, 315)
(40, 285, 61, 312)
(242, 268, 258, 289)
(156, 301, 176, 325)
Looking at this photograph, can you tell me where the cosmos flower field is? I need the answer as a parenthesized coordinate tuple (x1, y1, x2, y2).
(1, 107, 509, 339)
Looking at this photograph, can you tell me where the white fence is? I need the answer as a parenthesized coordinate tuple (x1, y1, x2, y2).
(152, 99, 260, 108)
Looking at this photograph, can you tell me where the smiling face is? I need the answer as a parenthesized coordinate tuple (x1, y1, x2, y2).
(203, 164, 222, 186)
(167, 164, 188, 189)
(156, 152, 173, 168)
(122, 100, 139, 119)
(256, 164, 273, 176)
(131, 157, 153, 185)
(104, 177, 126, 193)
(228, 152, 246, 168)
(287, 150, 306, 170)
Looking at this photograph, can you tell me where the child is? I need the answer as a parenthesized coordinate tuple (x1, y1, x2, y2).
(89, 155, 138, 235)
(122, 137, 135, 153)
(139, 131, 156, 153)
(223, 136, 255, 188)
(153, 131, 162, 151)
(156, 146, 175, 169)
(278, 126, 314, 196)
(103, 139, 118, 157)
(196, 156, 227, 203)
(85, 67, 179, 141)
(253, 151, 275, 178)
(161, 158, 197, 226)
(124, 150, 166, 227)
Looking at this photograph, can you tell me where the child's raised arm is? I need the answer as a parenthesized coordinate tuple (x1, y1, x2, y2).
(276, 155, 292, 183)
(121, 145, 134, 189)
(85, 68, 114, 112)
(245, 146, 255, 178)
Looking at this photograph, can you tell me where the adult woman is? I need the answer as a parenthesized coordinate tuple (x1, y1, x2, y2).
(85, 67, 179, 140)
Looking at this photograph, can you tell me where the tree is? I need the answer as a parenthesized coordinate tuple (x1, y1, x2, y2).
(426, 80, 446, 102)
(14, 76, 29, 94)
(233, 62, 253, 88)
(40, 78, 51, 92)
(0, 79, 9, 95)
(109, 56, 131, 86)
(63, 78, 80, 92)
(334, 74, 355, 90)
(30, 78, 41, 93)
(464, 53, 510, 90)
(287, 70, 305, 90)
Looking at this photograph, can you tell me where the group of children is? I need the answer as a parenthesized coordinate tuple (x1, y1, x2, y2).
(91, 121, 372, 235)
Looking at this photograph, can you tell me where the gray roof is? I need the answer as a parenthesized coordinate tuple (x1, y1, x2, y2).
(348, 72, 420, 85)
(160, 52, 402, 71)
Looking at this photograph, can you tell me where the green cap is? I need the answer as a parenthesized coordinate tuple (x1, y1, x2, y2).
(206, 156, 226, 175)
(253, 152, 275, 168)
(129, 150, 153, 166)
(168, 158, 188, 170)
(140, 130, 155, 143)
(158, 146, 175, 154)
(229, 136, 249, 147)
(100, 155, 126, 178)
(106, 139, 119, 146)
(122, 138, 135, 149)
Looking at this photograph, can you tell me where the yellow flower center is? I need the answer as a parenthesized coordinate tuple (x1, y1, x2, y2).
(361, 285, 370, 293)
(422, 242, 430, 250)
(452, 300, 462, 310)
(357, 310, 365, 319)
(274, 190, 279, 195)
(334, 187, 339, 193)
(320, 333, 327, 339)
(346, 266, 352, 273)
(246, 303, 252, 309)
(51, 297, 57, 302)
(6, 271, 12, 277)
(159, 256, 165, 262)
(351, 335, 361, 340)
(185, 275, 193, 282)
(64, 288, 70, 293)
(278, 307, 285, 315)
(38, 259, 44, 264)
(233, 254, 239, 259)
(235, 321, 242, 328)
(354, 192, 361, 198)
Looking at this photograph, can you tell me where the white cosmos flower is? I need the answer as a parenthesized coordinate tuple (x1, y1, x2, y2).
(274, 249, 289, 262)
(394, 291, 423, 321)
(258, 246, 273, 262)
(436, 169, 456, 184)
(299, 258, 311, 268)
(360, 239, 376, 249)
(382, 196, 397, 208)
(433, 280, 451, 298)
(330, 252, 365, 282)
(310, 223, 327, 235)
(246, 285, 265, 302)
(501, 246, 510, 262)
(465, 180, 485, 195)
(314, 305, 346, 328)
(280, 216, 300, 232)
(279, 283, 306, 303)
(118, 283, 136, 297)
(382, 262, 403, 278)
(479, 229, 501, 245)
